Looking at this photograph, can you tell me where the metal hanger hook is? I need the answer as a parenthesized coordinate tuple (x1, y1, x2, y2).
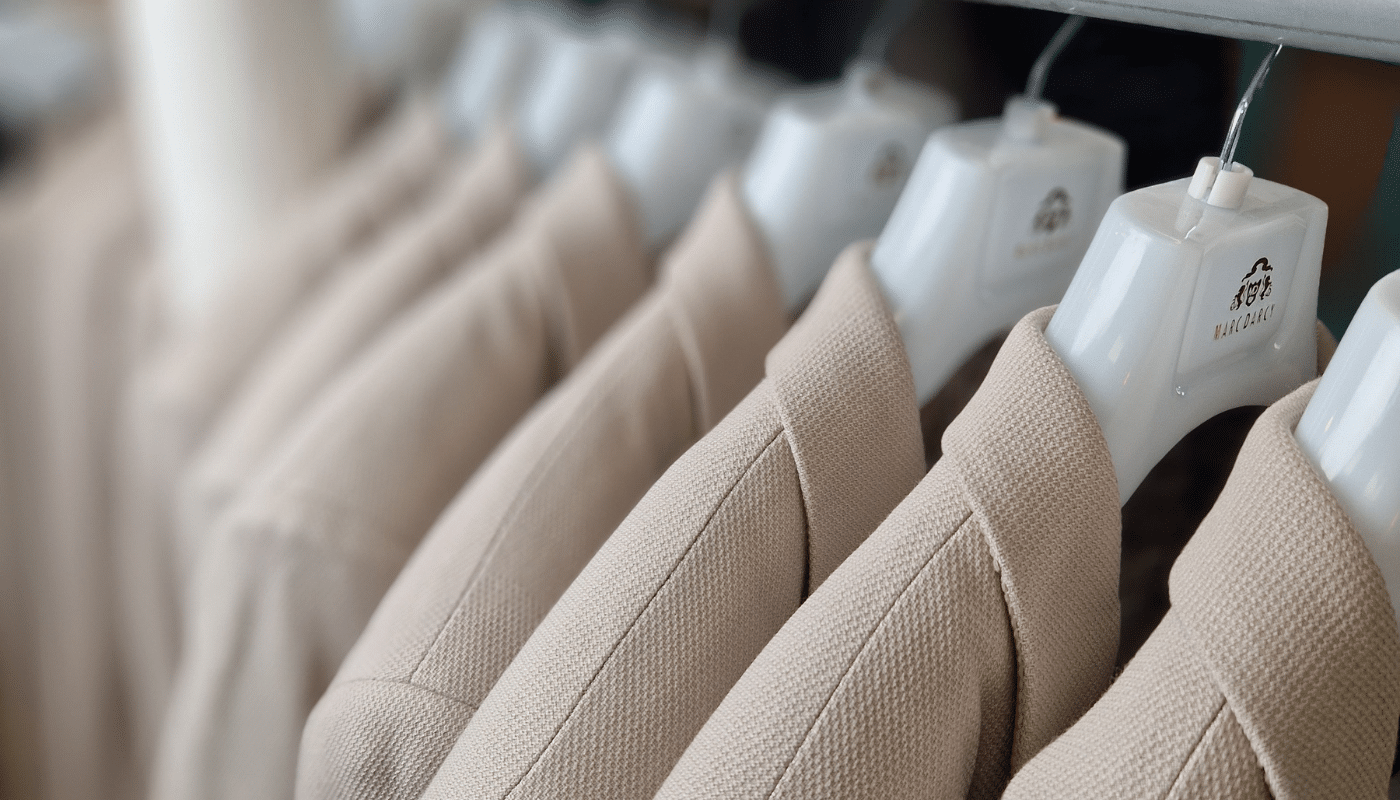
(859, 0, 923, 64)
(1024, 14, 1085, 101)
(1220, 43, 1283, 170)
(708, 0, 758, 42)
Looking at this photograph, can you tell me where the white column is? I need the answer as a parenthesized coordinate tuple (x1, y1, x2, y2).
(121, 0, 356, 322)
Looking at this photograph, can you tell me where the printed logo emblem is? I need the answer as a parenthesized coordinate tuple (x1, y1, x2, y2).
(1230, 257, 1273, 311)
(1214, 257, 1276, 341)
(1032, 187, 1072, 233)
(1011, 187, 1076, 261)
(871, 142, 911, 187)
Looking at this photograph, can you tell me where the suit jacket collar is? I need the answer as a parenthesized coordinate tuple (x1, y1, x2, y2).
(765, 245, 925, 592)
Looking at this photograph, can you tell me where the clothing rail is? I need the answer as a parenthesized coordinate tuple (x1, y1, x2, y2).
(970, 0, 1400, 64)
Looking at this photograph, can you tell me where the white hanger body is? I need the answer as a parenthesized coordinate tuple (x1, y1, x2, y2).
(0, 10, 98, 124)
(1047, 158, 1326, 502)
(605, 45, 777, 249)
(516, 24, 667, 178)
(1296, 269, 1400, 622)
(440, 3, 555, 143)
(336, 0, 482, 84)
(121, 0, 356, 323)
(743, 62, 959, 312)
(872, 97, 1125, 403)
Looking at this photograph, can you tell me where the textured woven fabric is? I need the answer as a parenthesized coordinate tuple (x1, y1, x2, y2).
(175, 124, 529, 575)
(1002, 379, 1400, 800)
(1117, 322, 1336, 667)
(150, 147, 649, 800)
(295, 172, 787, 800)
(656, 306, 1121, 800)
(0, 112, 151, 800)
(114, 96, 448, 773)
(418, 244, 926, 800)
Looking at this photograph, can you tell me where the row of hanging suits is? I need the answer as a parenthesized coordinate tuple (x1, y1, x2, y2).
(1, 18, 1397, 800)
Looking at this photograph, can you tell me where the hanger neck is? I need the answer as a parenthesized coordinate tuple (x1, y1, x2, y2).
(1296, 270, 1400, 621)
(741, 64, 958, 313)
(871, 96, 1126, 404)
(1046, 158, 1327, 503)
(604, 44, 776, 250)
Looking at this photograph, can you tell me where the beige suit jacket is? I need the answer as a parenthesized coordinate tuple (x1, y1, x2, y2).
(114, 96, 448, 769)
(295, 172, 788, 800)
(419, 244, 927, 800)
(657, 306, 1122, 800)
(176, 125, 530, 574)
(150, 147, 650, 800)
(0, 112, 150, 800)
(1002, 380, 1400, 800)
(659, 314, 1341, 800)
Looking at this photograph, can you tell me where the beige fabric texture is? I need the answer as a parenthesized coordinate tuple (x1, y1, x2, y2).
(419, 243, 926, 800)
(150, 146, 650, 800)
(656, 319, 1340, 800)
(0, 113, 151, 800)
(656, 306, 1122, 800)
(1002, 379, 1400, 800)
(114, 96, 449, 768)
(176, 124, 529, 574)
(295, 172, 787, 800)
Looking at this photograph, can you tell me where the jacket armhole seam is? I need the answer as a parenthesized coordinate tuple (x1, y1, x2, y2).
(764, 510, 977, 800)
(505, 426, 788, 798)
(1163, 696, 1231, 800)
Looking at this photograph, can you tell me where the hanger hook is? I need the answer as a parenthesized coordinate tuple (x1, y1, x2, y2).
(859, 0, 923, 64)
(1024, 14, 1085, 102)
(709, 0, 758, 43)
(1220, 43, 1283, 170)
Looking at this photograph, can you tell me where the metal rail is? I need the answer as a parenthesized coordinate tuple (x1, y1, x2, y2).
(972, 0, 1400, 64)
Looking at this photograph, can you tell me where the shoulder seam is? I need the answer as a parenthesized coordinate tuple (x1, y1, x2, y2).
(765, 509, 977, 799)
(506, 426, 790, 798)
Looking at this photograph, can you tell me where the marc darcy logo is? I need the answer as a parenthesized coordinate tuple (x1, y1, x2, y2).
(1013, 187, 1075, 259)
(1214, 257, 1275, 340)
(871, 142, 911, 187)
(1032, 187, 1072, 233)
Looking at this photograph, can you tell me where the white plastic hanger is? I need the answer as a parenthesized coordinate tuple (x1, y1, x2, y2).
(742, 0, 959, 312)
(1296, 269, 1400, 622)
(444, 2, 763, 250)
(0, 8, 99, 124)
(516, 4, 699, 178)
(336, 0, 485, 83)
(604, 1, 779, 249)
(1046, 45, 1327, 503)
(440, 2, 557, 143)
(872, 16, 1125, 404)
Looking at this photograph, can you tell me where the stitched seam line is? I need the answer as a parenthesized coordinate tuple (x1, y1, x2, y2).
(327, 676, 480, 714)
(764, 509, 977, 800)
(665, 297, 713, 436)
(505, 427, 789, 799)
(260, 479, 402, 550)
(1163, 696, 1230, 800)
(236, 515, 404, 573)
(406, 341, 641, 683)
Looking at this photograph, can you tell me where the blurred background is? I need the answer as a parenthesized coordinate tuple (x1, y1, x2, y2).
(1, 0, 1396, 333)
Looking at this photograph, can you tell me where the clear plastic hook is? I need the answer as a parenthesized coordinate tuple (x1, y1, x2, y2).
(858, 0, 923, 64)
(1024, 15, 1085, 102)
(708, 0, 755, 42)
(1221, 43, 1283, 170)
